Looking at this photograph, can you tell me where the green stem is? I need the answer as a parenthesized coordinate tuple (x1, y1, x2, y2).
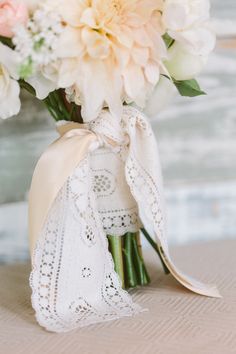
(132, 233, 150, 286)
(123, 233, 138, 288)
(58, 90, 83, 123)
(141, 228, 170, 274)
(19, 81, 82, 123)
(108, 235, 125, 288)
(43, 90, 71, 121)
(54, 92, 71, 120)
(44, 99, 60, 121)
(19, 80, 36, 96)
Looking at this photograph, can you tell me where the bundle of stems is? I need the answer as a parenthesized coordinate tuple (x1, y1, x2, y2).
(108, 230, 169, 289)
(108, 232, 150, 289)
(21, 84, 170, 289)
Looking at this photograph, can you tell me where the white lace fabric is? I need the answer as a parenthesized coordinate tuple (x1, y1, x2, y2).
(30, 157, 142, 333)
(30, 106, 220, 333)
(91, 147, 142, 235)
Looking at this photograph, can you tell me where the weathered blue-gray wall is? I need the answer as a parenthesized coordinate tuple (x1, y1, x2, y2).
(0, 0, 236, 263)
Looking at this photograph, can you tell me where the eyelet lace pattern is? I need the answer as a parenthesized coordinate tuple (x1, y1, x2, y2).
(30, 157, 143, 333)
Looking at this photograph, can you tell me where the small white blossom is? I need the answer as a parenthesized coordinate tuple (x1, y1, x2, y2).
(13, 4, 63, 75)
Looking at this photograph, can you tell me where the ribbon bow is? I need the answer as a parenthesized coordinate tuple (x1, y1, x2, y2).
(29, 106, 220, 333)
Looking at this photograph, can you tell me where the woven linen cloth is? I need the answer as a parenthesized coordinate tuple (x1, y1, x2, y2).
(0, 240, 235, 354)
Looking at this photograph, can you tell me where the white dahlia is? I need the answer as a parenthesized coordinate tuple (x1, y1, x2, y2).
(54, 0, 167, 121)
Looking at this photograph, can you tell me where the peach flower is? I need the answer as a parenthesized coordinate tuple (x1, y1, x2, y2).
(0, 0, 28, 38)
(53, 0, 167, 121)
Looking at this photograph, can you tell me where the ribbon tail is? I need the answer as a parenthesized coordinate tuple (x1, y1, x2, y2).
(29, 145, 142, 332)
(28, 131, 96, 254)
(124, 107, 221, 298)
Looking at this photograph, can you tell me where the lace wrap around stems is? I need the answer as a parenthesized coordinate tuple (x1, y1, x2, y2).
(29, 106, 220, 333)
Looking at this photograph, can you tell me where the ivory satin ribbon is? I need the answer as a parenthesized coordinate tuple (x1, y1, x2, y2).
(29, 125, 98, 254)
(29, 119, 221, 299)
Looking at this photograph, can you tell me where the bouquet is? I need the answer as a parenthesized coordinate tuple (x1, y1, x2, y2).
(0, 0, 220, 333)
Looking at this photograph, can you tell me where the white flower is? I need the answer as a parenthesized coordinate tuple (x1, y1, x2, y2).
(162, 0, 210, 30)
(165, 42, 208, 80)
(27, 70, 57, 99)
(144, 76, 177, 118)
(0, 43, 21, 119)
(26, 61, 59, 99)
(13, 6, 63, 67)
(162, 0, 216, 55)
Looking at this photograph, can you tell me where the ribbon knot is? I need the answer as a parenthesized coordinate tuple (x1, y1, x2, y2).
(56, 118, 127, 152)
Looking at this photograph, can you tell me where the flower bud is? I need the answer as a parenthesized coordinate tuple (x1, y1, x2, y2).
(165, 42, 207, 81)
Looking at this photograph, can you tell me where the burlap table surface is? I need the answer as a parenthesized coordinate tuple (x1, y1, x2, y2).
(0, 240, 235, 354)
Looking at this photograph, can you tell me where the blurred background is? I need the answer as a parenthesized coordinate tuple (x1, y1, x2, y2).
(0, 0, 236, 264)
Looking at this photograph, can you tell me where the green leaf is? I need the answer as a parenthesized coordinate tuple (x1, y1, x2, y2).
(162, 33, 175, 49)
(0, 36, 14, 49)
(19, 57, 34, 80)
(173, 79, 206, 97)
